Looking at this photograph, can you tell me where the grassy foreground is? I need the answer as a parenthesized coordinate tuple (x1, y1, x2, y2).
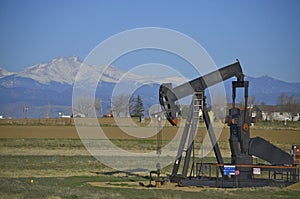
(0, 123, 300, 198)
(1, 175, 299, 199)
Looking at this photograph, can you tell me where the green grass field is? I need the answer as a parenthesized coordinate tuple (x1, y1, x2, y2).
(0, 120, 300, 198)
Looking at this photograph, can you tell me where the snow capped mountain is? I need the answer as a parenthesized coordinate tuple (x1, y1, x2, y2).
(1, 56, 187, 87)
(0, 56, 134, 86)
(0, 67, 14, 78)
(17, 56, 82, 84)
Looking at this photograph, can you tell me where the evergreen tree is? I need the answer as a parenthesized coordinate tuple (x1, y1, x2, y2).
(132, 95, 144, 117)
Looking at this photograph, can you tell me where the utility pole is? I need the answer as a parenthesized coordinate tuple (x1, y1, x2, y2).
(46, 101, 51, 118)
(23, 104, 29, 118)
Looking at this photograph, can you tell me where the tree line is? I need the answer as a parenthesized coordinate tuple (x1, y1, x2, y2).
(73, 94, 144, 118)
(72, 92, 300, 120)
(110, 94, 144, 117)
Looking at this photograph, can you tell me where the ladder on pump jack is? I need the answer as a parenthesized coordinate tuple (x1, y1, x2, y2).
(170, 91, 204, 182)
(190, 92, 205, 177)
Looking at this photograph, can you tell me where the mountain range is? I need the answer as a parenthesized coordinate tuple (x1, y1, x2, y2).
(0, 56, 299, 118)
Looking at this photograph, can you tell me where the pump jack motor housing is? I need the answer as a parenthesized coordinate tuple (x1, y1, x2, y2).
(159, 61, 299, 187)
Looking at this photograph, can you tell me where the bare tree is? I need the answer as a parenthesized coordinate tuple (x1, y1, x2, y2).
(95, 98, 102, 117)
(277, 92, 300, 121)
(73, 96, 102, 117)
(211, 94, 227, 121)
(277, 93, 289, 105)
(248, 96, 256, 106)
(111, 94, 132, 117)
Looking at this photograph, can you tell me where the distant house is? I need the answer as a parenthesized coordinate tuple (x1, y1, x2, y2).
(61, 114, 71, 118)
(252, 105, 300, 122)
(73, 113, 86, 118)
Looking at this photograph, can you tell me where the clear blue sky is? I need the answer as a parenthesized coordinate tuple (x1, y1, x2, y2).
(0, 0, 299, 82)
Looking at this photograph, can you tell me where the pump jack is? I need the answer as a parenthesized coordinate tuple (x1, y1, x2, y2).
(159, 61, 299, 187)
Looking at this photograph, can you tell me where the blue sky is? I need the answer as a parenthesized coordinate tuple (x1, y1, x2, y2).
(0, 0, 299, 82)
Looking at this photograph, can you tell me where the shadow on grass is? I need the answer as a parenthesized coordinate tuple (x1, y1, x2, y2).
(91, 168, 150, 179)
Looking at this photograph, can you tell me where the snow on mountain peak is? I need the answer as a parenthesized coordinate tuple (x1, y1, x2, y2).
(0, 67, 14, 78)
(50, 56, 80, 64)
(13, 56, 135, 85)
(18, 56, 82, 84)
(2, 56, 188, 86)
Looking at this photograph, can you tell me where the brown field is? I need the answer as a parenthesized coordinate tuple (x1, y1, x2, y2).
(1, 124, 299, 144)
(0, 126, 79, 139)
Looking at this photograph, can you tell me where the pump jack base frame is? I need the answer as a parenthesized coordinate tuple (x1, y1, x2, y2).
(171, 163, 299, 188)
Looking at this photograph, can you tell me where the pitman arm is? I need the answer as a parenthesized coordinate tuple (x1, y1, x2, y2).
(159, 61, 244, 126)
